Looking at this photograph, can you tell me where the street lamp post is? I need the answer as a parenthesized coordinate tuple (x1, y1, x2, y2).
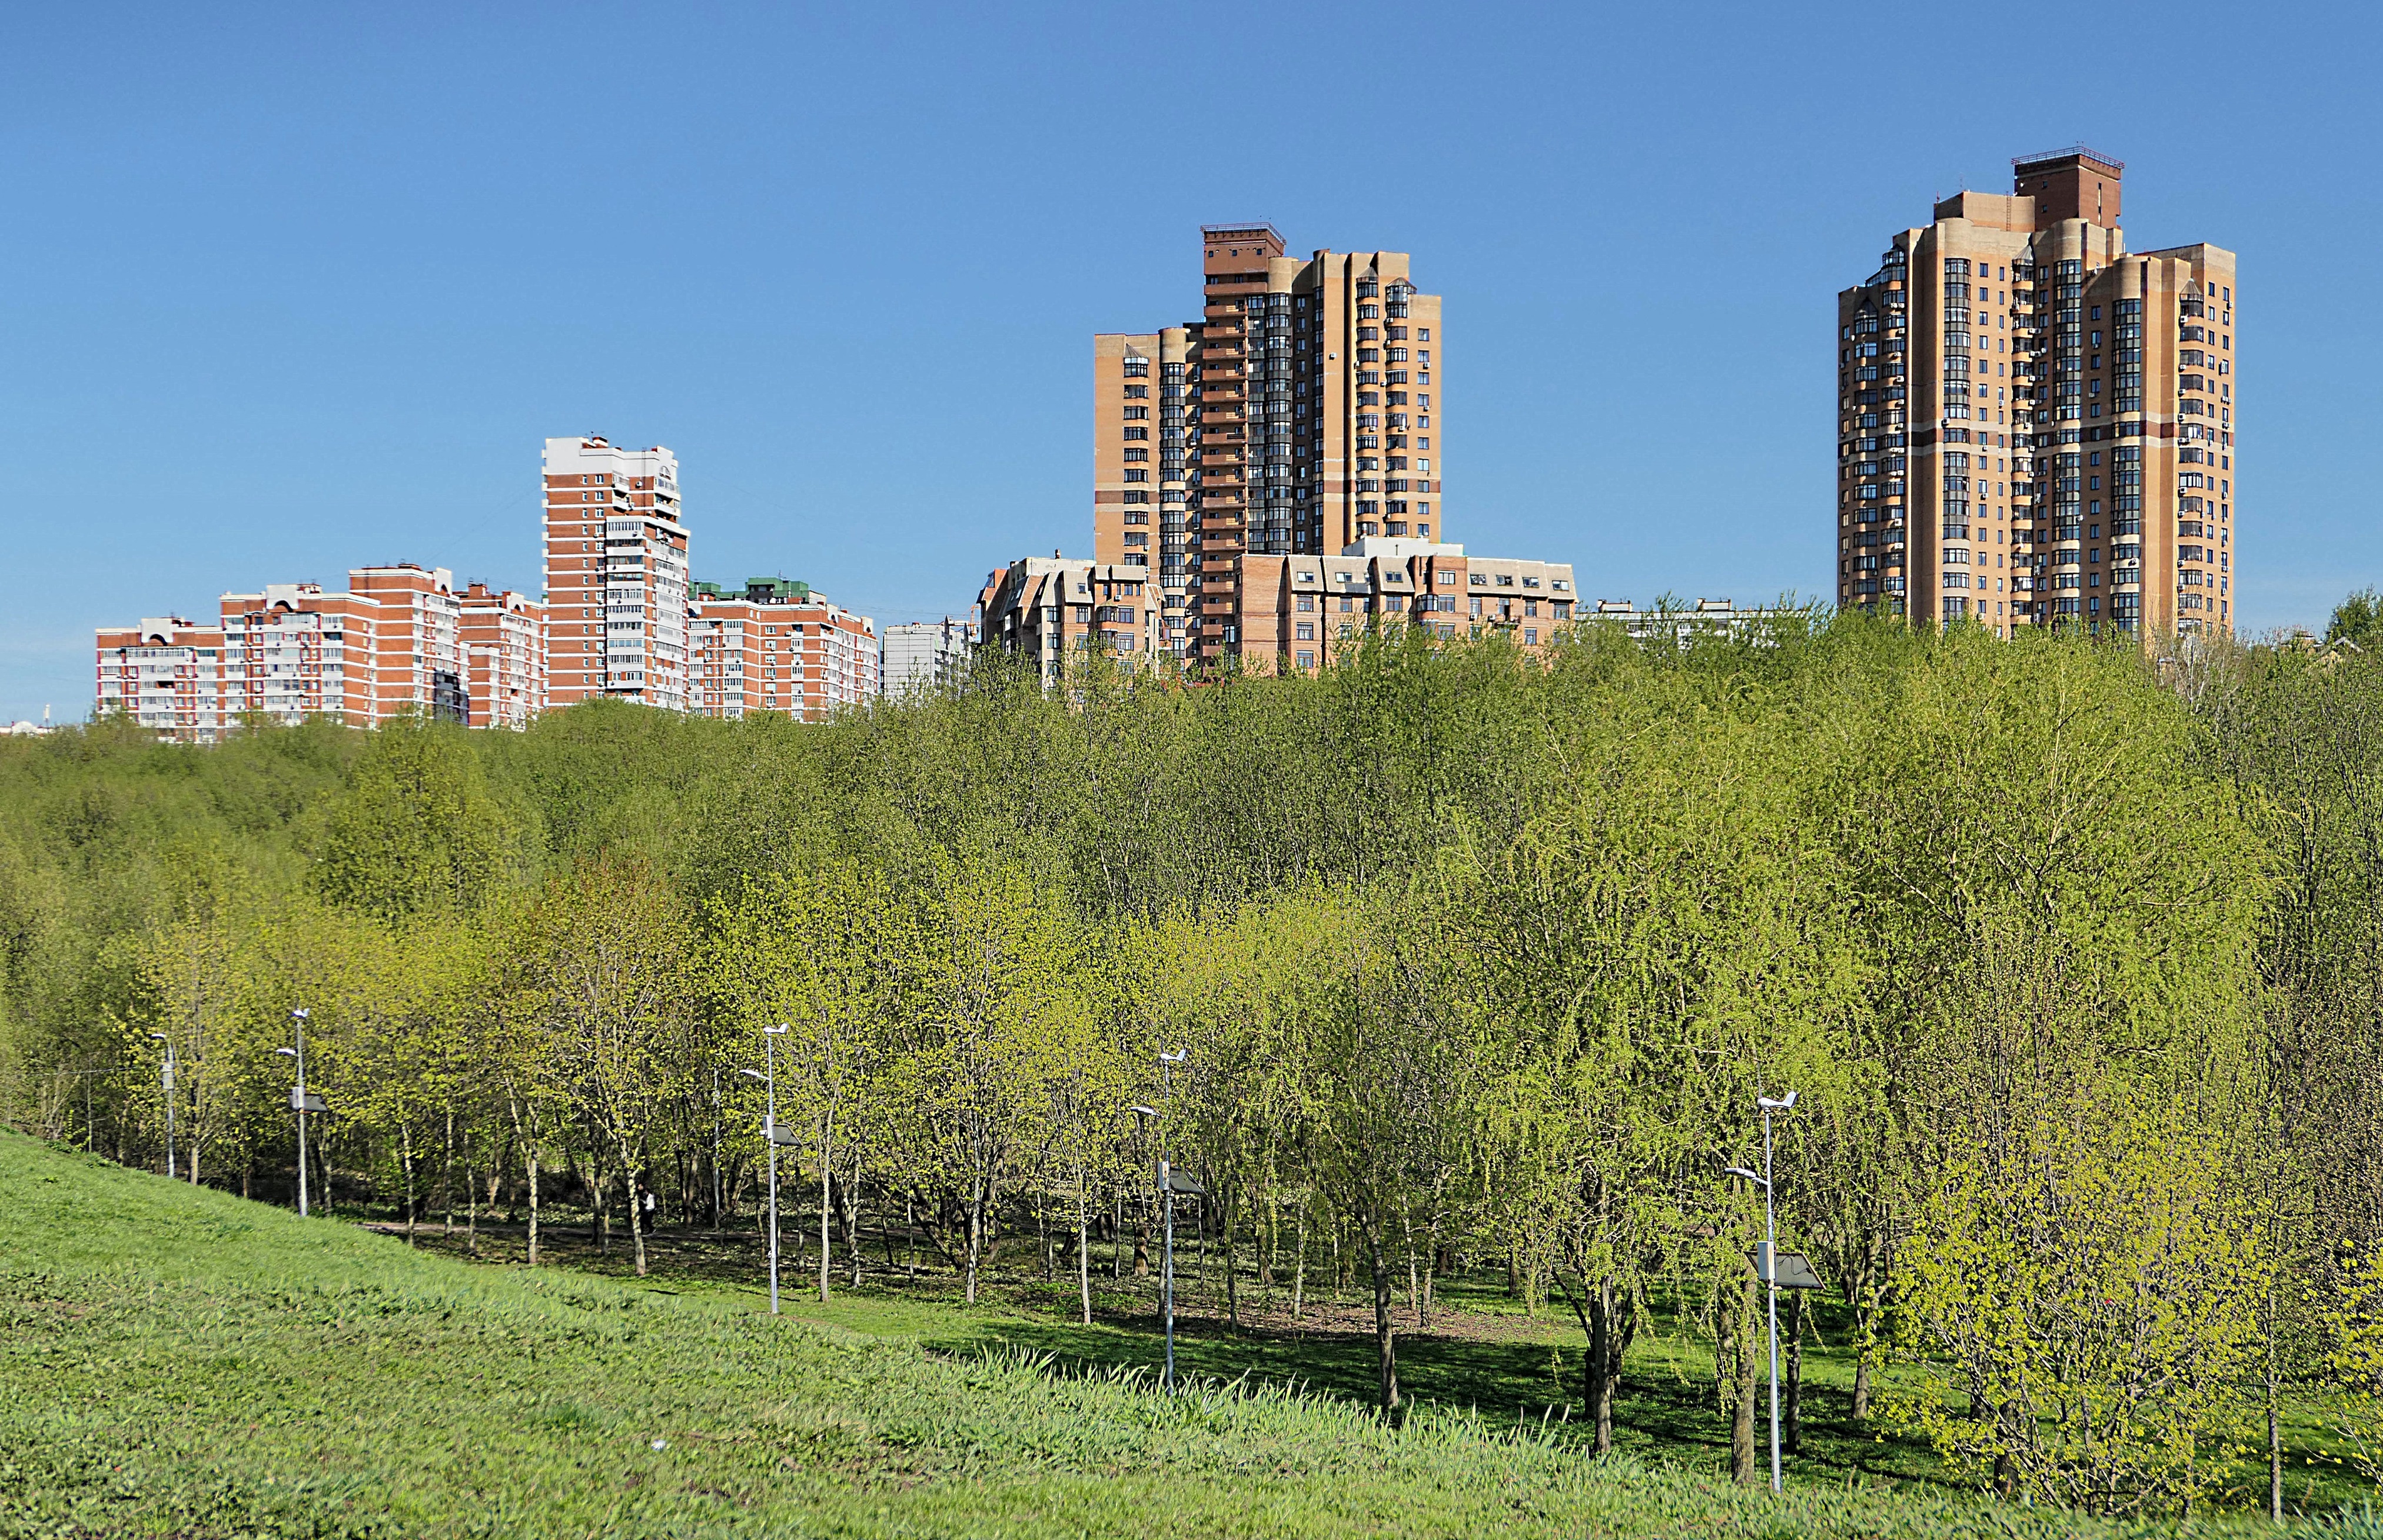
(1144, 1047, 1191, 1391)
(275, 1008, 315, 1216)
(1727, 1088, 1799, 1495)
(741, 1024, 791, 1315)
(148, 1033, 176, 1179)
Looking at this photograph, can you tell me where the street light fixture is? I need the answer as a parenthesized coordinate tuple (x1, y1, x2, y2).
(276, 1008, 325, 1216)
(148, 1033, 176, 1180)
(1727, 1088, 1798, 1494)
(743, 1025, 794, 1315)
(1134, 1050, 1195, 1392)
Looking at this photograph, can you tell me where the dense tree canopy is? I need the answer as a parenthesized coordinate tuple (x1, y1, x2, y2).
(9, 613, 2383, 1515)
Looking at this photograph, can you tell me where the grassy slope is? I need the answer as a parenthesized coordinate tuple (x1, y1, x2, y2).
(0, 1132, 2236, 1539)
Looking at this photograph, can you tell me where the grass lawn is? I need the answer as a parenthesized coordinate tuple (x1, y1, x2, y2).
(0, 1129, 2355, 1538)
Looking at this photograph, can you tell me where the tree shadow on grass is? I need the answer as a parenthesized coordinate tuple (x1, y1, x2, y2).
(405, 1225, 1951, 1492)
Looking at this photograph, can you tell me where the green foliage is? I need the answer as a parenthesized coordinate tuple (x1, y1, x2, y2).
(313, 717, 521, 921)
(2, 617, 2378, 1522)
(2327, 590, 2383, 651)
(1889, 1099, 2269, 1515)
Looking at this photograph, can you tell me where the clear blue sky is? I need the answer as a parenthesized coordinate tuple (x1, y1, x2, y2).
(6, 2, 2376, 723)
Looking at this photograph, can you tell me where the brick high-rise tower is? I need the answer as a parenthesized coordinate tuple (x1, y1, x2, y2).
(1098, 225, 1446, 663)
(541, 436, 691, 710)
(1836, 149, 2238, 636)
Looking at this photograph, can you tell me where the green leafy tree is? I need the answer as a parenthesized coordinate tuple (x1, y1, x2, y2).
(314, 720, 519, 923)
(2327, 588, 2383, 651)
(1887, 1094, 2269, 1516)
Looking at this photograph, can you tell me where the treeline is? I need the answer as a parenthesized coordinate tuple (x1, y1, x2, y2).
(7, 619, 2383, 1516)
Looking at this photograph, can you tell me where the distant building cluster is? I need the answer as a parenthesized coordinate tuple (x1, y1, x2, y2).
(98, 436, 880, 743)
(92, 149, 2233, 741)
(975, 223, 1587, 684)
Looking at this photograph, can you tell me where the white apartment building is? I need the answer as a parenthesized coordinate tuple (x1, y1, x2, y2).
(542, 436, 690, 713)
(880, 617, 969, 697)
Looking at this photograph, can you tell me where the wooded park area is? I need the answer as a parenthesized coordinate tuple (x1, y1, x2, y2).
(8, 613, 2383, 1521)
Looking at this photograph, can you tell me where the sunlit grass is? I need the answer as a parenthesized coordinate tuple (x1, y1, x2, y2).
(0, 1129, 2340, 1538)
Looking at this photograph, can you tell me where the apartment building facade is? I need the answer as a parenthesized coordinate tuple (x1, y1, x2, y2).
(348, 565, 466, 721)
(689, 578, 879, 721)
(1097, 226, 1445, 665)
(881, 617, 969, 697)
(217, 581, 388, 727)
(975, 557, 1162, 684)
(215, 567, 466, 727)
(459, 581, 546, 731)
(1836, 148, 2238, 636)
(94, 618, 231, 743)
(541, 435, 690, 711)
(1229, 539, 1574, 675)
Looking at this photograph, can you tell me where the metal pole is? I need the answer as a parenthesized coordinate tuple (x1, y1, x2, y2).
(765, 1032, 781, 1316)
(294, 1012, 310, 1218)
(1764, 1102, 1782, 1495)
(1162, 1161, 1176, 1392)
(160, 1045, 176, 1179)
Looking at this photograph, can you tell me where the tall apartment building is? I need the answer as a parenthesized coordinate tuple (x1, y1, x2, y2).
(975, 557, 1162, 684)
(1836, 149, 2238, 635)
(880, 617, 969, 697)
(689, 578, 879, 721)
(459, 581, 546, 730)
(1098, 226, 1445, 664)
(94, 618, 230, 743)
(541, 436, 690, 711)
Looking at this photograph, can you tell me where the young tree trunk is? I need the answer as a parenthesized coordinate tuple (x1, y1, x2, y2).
(1224, 1186, 1239, 1328)
(1112, 1186, 1125, 1280)
(401, 1123, 418, 1246)
(964, 1173, 985, 1304)
(1075, 1155, 1093, 1326)
(1559, 1273, 1637, 1456)
(1784, 1289, 1804, 1456)
(841, 1147, 865, 1288)
(590, 1146, 606, 1249)
(442, 1108, 455, 1236)
(1402, 1215, 1423, 1328)
(1292, 1203, 1308, 1324)
(2268, 1321, 2285, 1522)
(617, 1150, 647, 1278)
(466, 1149, 480, 1258)
(1133, 1216, 1151, 1278)
(1850, 1242, 1877, 1419)
(1365, 1218, 1400, 1420)
(526, 1149, 541, 1266)
(819, 1118, 833, 1305)
(1591, 1277, 1637, 1455)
